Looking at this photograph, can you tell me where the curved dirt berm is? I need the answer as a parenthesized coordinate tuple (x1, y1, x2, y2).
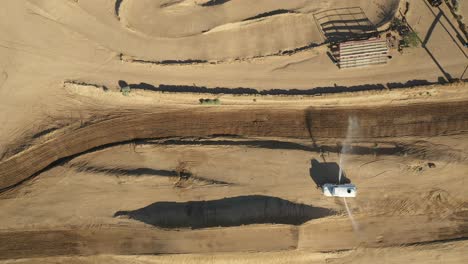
(361, 0, 401, 28)
(114, 0, 400, 60)
(25, 0, 401, 62)
(119, 0, 314, 38)
(1, 101, 468, 191)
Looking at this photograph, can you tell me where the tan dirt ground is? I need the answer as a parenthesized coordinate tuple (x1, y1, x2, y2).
(0, 0, 467, 262)
(0, 240, 466, 264)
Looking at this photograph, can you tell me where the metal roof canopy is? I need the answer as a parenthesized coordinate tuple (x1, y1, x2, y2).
(313, 7, 378, 43)
(337, 38, 389, 69)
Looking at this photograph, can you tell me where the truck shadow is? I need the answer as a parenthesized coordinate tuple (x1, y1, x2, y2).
(114, 195, 335, 229)
(309, 159, 351, 188)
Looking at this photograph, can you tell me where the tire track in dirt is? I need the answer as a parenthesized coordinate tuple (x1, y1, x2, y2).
(1, 101, 468, 191)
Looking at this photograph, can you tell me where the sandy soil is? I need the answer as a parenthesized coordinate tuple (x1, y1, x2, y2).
(1, 99, 468, 191)
(0, 240, 466, 263)
(1, 0, 466, 149)
(0, 89, 467, 259)
(0, 0, 467, 262)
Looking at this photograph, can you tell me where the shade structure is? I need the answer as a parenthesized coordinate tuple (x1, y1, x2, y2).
(337, 38, 389, 69)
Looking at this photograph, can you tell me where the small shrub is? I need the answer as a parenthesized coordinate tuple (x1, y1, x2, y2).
(402, 31, 420, 47)
(452, 0, 459, 12)
(391, 17, 404, 31)
(121, 86, 131, 96)
(199, 98, 221, 105)
(438, 76, 447, 83)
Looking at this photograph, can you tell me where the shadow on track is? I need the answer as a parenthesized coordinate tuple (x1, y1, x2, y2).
(114, 195, 335, 228)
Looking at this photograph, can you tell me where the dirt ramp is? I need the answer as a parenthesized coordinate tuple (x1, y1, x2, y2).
(115, 195, 335, 228)
(361, 0, 400, 27)
(305, 101, 468, 138)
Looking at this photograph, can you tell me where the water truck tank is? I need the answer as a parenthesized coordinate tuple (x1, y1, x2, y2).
(323, 184, 357, 197)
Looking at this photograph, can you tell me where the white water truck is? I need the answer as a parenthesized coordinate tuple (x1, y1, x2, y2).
(323, 183, 357, 197)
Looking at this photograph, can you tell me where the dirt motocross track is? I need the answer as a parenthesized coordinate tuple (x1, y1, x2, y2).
(1, 101, 468, 191)
(1, 0, 468, 263)
(0, 96, 467, 260)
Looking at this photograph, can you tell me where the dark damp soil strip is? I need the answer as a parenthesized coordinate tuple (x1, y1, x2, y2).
(242, 9, 297, 22)
(119, 42, 321, 66)
(64, 80, 109, 91)
(153, 138, 406, 156)
(32, 127, 60, 139)
(114, 79, 443, 96)
(146, 137, 468, 162)
(68, 162, 231, 185)
(125, 58, 208, 66)
(115, 0, 123, 19)
(199, 0, 230, 7)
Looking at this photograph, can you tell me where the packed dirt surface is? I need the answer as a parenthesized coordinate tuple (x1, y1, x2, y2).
(1, 100, 468, 191)
(0, 240, 466, 264)
(0, 85, 467, 261)
(0, 0, 467, 263)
